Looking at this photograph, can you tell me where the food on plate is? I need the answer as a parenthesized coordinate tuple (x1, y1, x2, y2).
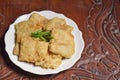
(13, 13, 48, 55)
(49, 28, 75, 58)
(13, 13, 75, 69)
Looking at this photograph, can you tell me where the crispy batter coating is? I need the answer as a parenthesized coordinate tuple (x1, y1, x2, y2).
(49, 28, 75, 58)
(35, 52, 62, 69)
(19, 36, 48, 63)
(13, 13, 75, 69)
(13, 13, 48, 55)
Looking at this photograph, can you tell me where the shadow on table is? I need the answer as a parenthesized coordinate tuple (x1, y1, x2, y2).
(0, 32, 53, 78)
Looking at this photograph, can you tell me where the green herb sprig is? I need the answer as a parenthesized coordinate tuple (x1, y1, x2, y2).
(31, 30, 53, 42)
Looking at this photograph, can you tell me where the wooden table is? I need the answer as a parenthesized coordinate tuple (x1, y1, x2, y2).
(0, 0, 120, 80)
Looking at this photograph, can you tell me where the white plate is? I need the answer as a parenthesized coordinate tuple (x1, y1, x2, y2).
(4, 10, 84, 75)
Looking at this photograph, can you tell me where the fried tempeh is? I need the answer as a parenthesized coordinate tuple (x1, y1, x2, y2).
(49, 28, 75, 58)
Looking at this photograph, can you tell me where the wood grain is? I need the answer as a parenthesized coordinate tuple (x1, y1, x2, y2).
(0, 0, 120, 80)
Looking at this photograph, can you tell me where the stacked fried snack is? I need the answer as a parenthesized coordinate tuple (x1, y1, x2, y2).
(13, 13, 75, 69)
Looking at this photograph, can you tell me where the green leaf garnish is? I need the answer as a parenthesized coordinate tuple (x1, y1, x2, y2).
(31, 30, 53, 42)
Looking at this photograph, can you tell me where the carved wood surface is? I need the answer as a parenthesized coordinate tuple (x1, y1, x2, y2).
(0, 0, 120, 80)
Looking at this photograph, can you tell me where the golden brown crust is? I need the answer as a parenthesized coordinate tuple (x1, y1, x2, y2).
(49, 28, 75, 58)
(13, 13, 75, 69)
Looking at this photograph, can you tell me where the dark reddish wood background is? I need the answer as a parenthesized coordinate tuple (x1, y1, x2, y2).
(0, 0, 120, 80)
